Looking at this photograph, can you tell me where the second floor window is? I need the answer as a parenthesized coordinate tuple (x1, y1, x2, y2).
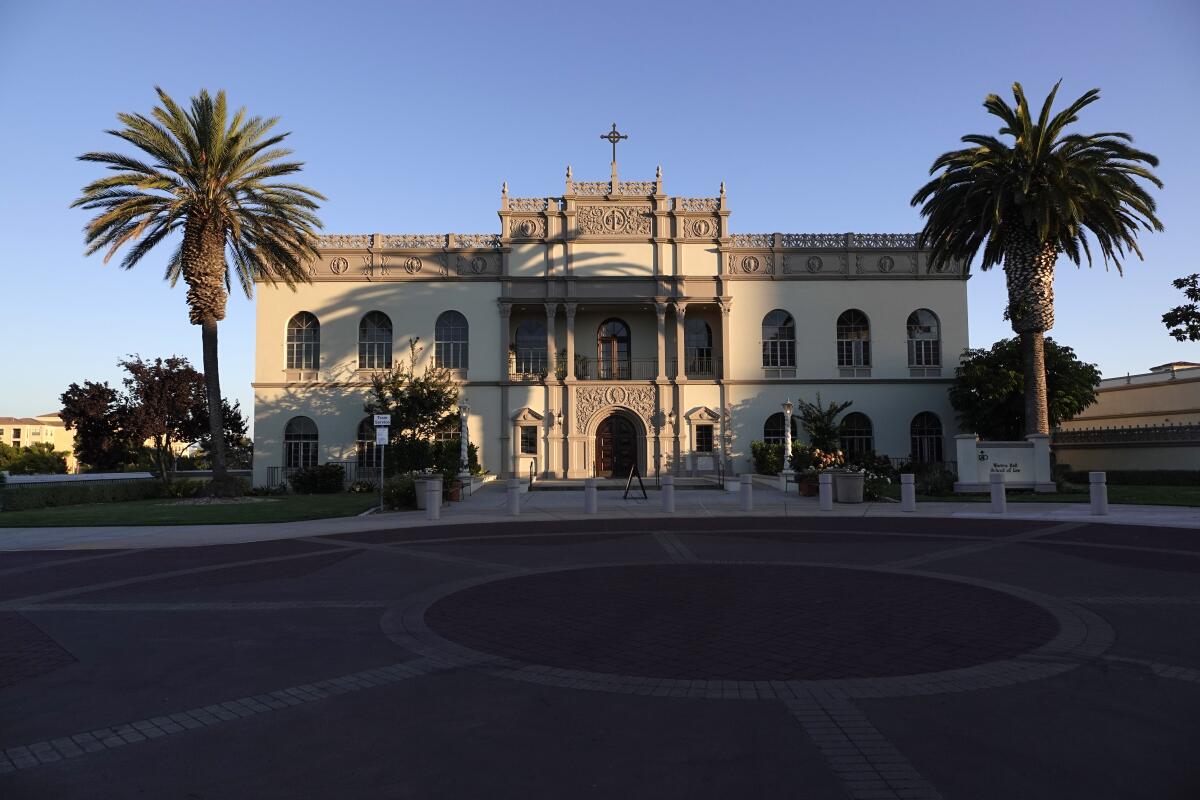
(596, 318, 631, 379)
(435, 311, 469, 370)
(514, 319, 547, 374)
(685, 318, 713, 376)
(761, 310, 795, 369)
(907, 309, 941, 367)
(358, 312, 393, 370)
(286, 312, 320, 370)
(836, 310, 871, 368)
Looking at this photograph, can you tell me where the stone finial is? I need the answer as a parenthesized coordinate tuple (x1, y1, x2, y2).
(501, 181, 508, 198)
(566, 165, 572, 179)
(719, 181, 726, 199)
(655, 165, 663, 193)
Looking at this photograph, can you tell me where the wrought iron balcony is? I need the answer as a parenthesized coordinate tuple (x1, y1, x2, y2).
(575, 358, 658, 381)
(667, 356, 721, 379)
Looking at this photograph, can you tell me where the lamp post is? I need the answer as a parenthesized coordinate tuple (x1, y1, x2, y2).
(781, 398, 794, 493)
(458, 398, 471, 487)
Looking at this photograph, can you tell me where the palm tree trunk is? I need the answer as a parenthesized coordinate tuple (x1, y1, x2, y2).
(1020, 331, 1050, 434)
(200, 317, 230, 484)
(1003, 228, 1057, 436)
(181, 216, 235, 495)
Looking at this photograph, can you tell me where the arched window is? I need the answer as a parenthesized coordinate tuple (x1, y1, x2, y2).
(286, 312, 320, 370)
(685, 318, 713, 377)
(358, 311, 392, 370)
(910, 412, 944, 464)
(435, 311, 469, 370)
(283, 416, 318, 469)
(836, 310, 871, 371)
(514, 319, 547, 375)
(907, 309, 941, 371)
(356, 417, 383, 473)
(596, 318, 631, 379)
(839, 412, 874, 459)
(761, 310, 795, 371)
(763, 412, 799, 445)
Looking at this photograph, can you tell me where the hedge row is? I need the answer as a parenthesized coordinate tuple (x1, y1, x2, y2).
(1061, 469, 1200, 487)
(0, 478, 214, 511)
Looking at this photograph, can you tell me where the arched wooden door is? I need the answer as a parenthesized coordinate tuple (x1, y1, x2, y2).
(595, 414, 637, 478)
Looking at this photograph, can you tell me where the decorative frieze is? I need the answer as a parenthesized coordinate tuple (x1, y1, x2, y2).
(454, 233, 501, 249)
(575, 385, 656, 434)
(676, 197, 719, 212)
(852, 233, 918, 249)
(508, 197, 549, 212)
(731, 233, 773, 248)
(683, 217, 718, 238)
(617, 181, 655, 195)
(509, 217, 547, 238)
(577, 204, 653, 236)
(728, 253, 775, 275)
(456, 254, 495, 275)
(381, 234, 446, 249)
(781, 233, 845, 249)
(572, 182, 610, 196)
(317, 234, 370, 249)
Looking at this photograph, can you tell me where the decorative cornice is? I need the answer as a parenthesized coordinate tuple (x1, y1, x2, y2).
(317, 234, 370, 248)
(675, 197, 720, 212)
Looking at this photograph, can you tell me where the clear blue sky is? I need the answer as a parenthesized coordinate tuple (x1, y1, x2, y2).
(2, 0, 1197, 426)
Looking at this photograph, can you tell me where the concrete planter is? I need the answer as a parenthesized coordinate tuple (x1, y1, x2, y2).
(832, 471, 865, 503)
(414, 476, 443, 510)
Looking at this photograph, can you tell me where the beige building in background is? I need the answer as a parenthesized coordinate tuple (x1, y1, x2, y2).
(1054, 362, 1200, 471)
(0, 412, 78, 472)
(251, 161, 969, 486)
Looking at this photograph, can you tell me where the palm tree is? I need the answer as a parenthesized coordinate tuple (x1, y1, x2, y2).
(911, 82, 1162, 435)
(73, 88, 324, 493)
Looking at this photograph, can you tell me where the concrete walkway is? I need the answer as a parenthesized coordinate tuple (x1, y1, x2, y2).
(1, 480, 1196, 551)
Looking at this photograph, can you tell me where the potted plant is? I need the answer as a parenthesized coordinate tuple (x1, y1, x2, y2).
(446, 478, 462, 502)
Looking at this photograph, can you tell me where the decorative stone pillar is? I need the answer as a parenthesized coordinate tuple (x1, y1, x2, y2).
(564, 303, 577, 382)
(655, 302, 667, 381)
(718, 300, 732, 381)
(498, 302, 512, 380)
(498, 302, 512, 478)
(545, 303, 557, 379)
(673, 302, 687, 381)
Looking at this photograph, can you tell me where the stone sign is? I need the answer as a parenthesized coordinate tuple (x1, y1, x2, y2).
(953, 434, 1054, 493)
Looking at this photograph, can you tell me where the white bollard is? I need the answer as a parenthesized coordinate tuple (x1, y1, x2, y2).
(739, 474, 754, 512)
(900, 473, 916, 512)
(424, 476, 442, 521)
(818, 472, 834, 511)
(661, 475, 675, 513)
(506, 478, 522, 516)
(989, 471, 1006, 514)
(1089, 471, 1108, 516)
(584, 478, 598, 514)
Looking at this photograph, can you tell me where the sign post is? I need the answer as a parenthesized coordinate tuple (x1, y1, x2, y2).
(374, 414, 390, 512)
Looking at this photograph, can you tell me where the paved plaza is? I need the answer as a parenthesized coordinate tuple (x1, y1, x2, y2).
(1, 491, 1199, 798)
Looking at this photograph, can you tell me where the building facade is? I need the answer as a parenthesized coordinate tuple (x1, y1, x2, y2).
(0, 412, 78, 472)
(1054, 362, 1200, 471)
(251, 166, 968, 486)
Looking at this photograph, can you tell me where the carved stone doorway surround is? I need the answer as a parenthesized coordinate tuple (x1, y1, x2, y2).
(572, 384, 657, 478)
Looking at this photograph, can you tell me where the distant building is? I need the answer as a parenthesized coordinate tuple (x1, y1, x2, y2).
(1054, 363, 1200, 471)
(0, 412, 78, 472)
(251, 158, 969, 486)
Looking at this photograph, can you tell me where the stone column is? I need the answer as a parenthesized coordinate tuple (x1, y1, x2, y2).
(655, 302, 667, 381)
(564, 303, 577, 381)
(498, 302, 512, 478)
(498, 302, 512, 379)
(718, 300, 731, 381)
(673, 302, 687, 381)
(545, 303, 557, 378)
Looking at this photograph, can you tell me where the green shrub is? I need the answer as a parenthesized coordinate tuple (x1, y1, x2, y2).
(162, 479, 206, 498)
(1061, 469, 1200, 486)
(289, 464, 345, 494)
(750, 441, 784, 475)
(382, 474, 416, 509)
(248, 484, 288, 497)
(1, 479, 162, 511)
(349, 479, 377, 493)
(897, 462, 957, 496)
(846, 451, 898, 479)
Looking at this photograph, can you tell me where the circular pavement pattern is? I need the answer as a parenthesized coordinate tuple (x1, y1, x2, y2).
(424, 563, 1060, 680)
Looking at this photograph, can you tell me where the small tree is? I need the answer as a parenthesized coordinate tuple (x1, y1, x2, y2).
(1163, 274, 1200, 342)
(4, 443, 69, 475)
(194, 398, 253, 469)
(364, 339, 460, 475)
(59, 380, 143, 471)
(950, 338, 1100, 440)
(120, 356, 208, 483)
(795, 394, 853, 452)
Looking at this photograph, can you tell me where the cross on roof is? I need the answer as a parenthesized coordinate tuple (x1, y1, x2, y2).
(600, 123, 627, 164)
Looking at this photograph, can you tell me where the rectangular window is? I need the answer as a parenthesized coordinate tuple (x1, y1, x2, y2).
(836, 340, 870, 368)
(11, 428, 20, 440)
(908, 339, 940, 367)
(695, 425, 714, 453)
(520, 426, 537, 455)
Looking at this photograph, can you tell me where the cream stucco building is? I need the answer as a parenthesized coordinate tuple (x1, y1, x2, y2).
(251, 163, 968, 486)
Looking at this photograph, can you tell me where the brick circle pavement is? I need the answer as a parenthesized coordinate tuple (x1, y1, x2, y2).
(424, 564, 1058, 680)
(384, 558, 1115, 700)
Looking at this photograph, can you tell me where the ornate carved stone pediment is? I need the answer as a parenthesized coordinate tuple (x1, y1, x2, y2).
(576, 204, 652, 236)
(575, 385, 655, 433)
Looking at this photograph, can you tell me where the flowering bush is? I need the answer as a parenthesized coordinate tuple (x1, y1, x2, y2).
(790, 444, 844, 474)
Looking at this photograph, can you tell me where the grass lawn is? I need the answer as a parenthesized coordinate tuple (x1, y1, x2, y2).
(0, 493, 385, 527)
(878, 483, 1200, 507)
